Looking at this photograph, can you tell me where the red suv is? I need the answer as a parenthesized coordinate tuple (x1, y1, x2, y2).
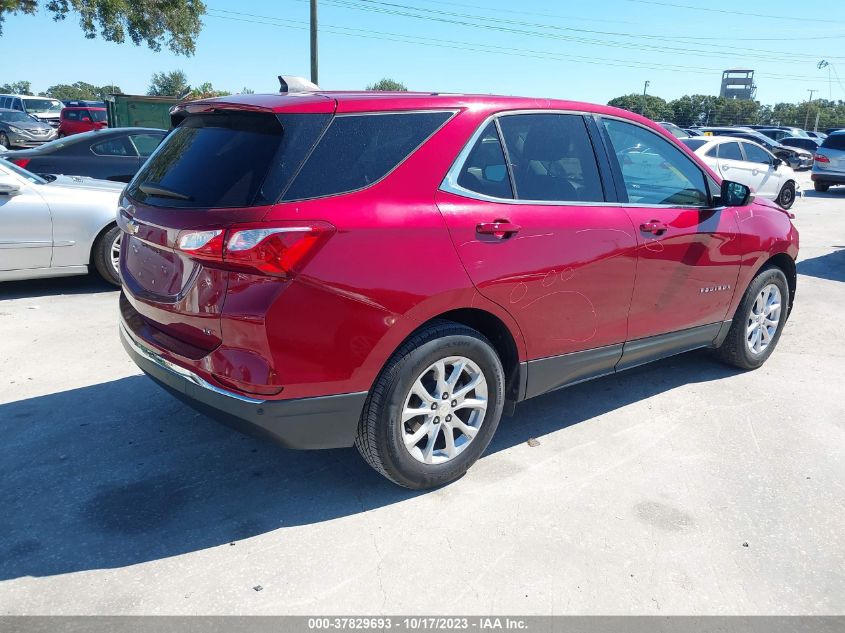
(58, 106, 107, 137)
(118, 92, 798, 489)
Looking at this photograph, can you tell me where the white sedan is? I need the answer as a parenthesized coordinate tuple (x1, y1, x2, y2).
(0, 158, 124, 285)
(681, 136, 799, 209)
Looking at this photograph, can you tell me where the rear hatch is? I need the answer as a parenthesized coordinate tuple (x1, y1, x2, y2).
(119, 101, 335, 356)
(816, 134, 845, 173)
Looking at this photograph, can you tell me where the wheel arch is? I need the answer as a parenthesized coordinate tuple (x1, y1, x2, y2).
(762, 252, 797, 315)
(89, 220, 118, 264)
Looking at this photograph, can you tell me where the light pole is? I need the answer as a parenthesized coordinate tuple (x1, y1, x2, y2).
(310, 0, 318, 86)
(641, 80, 650, 116)
(804, 88, 817, 130)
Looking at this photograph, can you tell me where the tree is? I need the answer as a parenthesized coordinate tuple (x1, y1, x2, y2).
(44, 82, 122, 101)
(148, 70, 190, 97)
(668, 94, 719, 127)
(0, 0, 205, 56)
(0, 80, 32, 95)
(366, 78, 408, 91)
(608, 93, 671, 121)
(188, 82, 231, 99)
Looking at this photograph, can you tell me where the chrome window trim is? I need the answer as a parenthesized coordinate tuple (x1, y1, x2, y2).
(440, 109, 710, 209)
(119, 322, 267, 405)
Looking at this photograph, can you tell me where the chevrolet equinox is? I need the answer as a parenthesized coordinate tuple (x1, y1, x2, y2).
(118, 92, 799, 489)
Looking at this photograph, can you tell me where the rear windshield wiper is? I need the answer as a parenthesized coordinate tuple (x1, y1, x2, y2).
(138, 182, 192, 201)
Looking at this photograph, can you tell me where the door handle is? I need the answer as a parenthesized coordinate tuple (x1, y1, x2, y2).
(640, 220, 668, 235)
(476, 220, 521, 239)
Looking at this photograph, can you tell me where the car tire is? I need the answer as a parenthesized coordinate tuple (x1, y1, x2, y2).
(715, 266, 790, 371)
(814, 182, 829, 193)
(777, 181, 796, 209)
(0, 132, 9, 148)
(92, 225, 122, 287)
(355, 321, 505, 489)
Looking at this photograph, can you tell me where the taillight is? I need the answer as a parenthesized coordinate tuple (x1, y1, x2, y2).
(10, 158, 30, 169)
(814, 153, 830, 163)
(225, 222, 334, 277)
(175, 222, 334, 278)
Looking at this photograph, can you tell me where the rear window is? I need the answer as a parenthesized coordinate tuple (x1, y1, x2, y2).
(821, 134, 845, 151)
(680, 138, 708, 151)
(128, 112, 330, 209)
(281, 111, 453, 201)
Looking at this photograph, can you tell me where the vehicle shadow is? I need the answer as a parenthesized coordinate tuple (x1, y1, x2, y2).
(796, 248, 845, 283)
(0, 274, 117, 300)
(0, 350, 738, 580)
(802, 187, 845, 199)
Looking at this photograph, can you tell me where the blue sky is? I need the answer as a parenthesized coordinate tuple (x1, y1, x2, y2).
(1, 0, 844, 105)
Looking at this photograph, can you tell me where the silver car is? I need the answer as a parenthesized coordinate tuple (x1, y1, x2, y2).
(0, 108, 58, 149)
(0, 158, 123, 285)
(811, 131, 845, 192)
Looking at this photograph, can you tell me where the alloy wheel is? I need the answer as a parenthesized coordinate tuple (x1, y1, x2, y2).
(746, 283, 782, 355)
(401, 356, 488, 465)
(110, 232, 122, 278)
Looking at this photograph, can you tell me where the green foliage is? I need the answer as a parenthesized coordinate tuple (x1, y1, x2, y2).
(147, 70, 190, 97)
(0, 80, 32, 95)
(608, 94, 672, 121)
(366, 78, 408, 92)
(240, 87, 255, 94)
(0, 0, 205, 56)
(44, 81, 121, 101)
(188, 82, 231, 99)
(608, 93, 845, 129)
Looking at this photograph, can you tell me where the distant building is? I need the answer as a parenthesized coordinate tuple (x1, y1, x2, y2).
(720, 69, 756, 100)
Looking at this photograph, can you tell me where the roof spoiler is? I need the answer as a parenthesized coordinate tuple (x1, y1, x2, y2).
(278, 75, 320, 93)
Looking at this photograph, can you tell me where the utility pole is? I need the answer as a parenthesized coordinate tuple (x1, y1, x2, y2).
(310, 0, 318, 86)
(804, 88, 817, 130)
(641, 80, 650, 116)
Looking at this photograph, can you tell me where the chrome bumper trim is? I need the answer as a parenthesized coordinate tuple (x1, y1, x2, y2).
(120, 322, 266, 404)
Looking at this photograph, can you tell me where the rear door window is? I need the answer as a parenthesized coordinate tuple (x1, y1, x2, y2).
(455, 121, 513, 200)
(128, 111, 331, 209)
(92, 136, 137, 156)
(718, 142, 743, 161)
(498, 113, 605, 203)
(282, 111, 452, 201)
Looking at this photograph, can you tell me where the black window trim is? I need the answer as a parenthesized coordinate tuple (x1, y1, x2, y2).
(441, 109, 614, 207)
(279, 109, 459, 203)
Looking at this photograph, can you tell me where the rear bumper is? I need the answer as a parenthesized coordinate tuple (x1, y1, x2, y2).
(120, 321, 367, 449)
(811, 171, 845, 184)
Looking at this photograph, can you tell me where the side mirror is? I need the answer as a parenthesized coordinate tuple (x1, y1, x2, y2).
(720, 180, 752, 207)
(0, 177, 22, 196)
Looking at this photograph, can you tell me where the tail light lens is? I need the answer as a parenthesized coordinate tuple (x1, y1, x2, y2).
(175, 221, 334, 278)
(814, 153, 830, 163)
(10, 158, 31, 169)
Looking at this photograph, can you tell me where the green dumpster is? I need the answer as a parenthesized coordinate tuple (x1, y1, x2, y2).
(105, 94, 181, 130)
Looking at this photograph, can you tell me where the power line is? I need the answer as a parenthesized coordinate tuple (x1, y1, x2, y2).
(306, 0, 835, 64)
(621, 0, 841, 24)
(205, 8, 840, 86)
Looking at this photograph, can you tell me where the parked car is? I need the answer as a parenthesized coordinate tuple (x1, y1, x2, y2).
(0, 108, 57, 148)
(699, 127, 813, 169)
(823, 128, 844, 136)
(0, 158, 124, 285)
(811, 130, 845, 192)
(0, 94, 63, 128)
(118, 92, 799, 489)
(806, 131, 827, 140)
(680, 136, 799, 209)
(757, 127, 810, 142)
(58, 106, 108, 137)
(684, 128, 704, 136)
(779, 136, 820, 153)
(4, 127, 166, 183)
(657, 121, 687, 138)
(62, 99, 106, 108)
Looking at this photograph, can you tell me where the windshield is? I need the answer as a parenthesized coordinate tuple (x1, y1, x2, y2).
(23, 98, 62, 114)
(0, 158, 47, 185)
(0, 110, 32, 123)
